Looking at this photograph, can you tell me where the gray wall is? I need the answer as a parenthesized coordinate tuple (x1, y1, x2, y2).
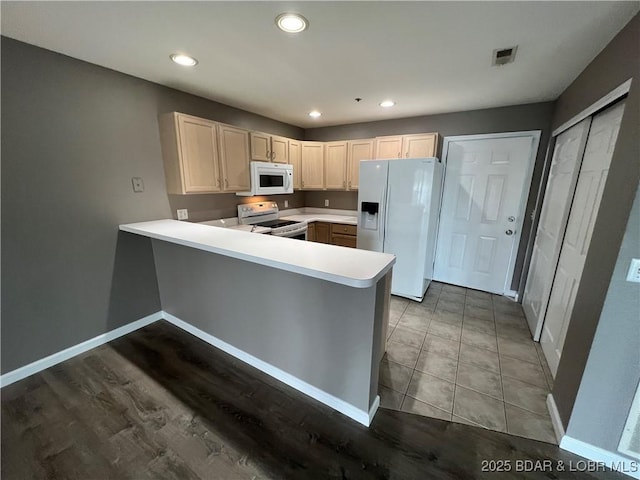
(566, 184, 640, 454)
(550, 13, 640, 427)
(1, 37, 302, 373)
(152, 239, 383, 412)
(305, 102, 556, 291)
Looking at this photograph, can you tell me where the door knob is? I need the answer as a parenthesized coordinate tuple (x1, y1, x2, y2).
(508, 216, 515, 222)
(505, 229, 514, 236)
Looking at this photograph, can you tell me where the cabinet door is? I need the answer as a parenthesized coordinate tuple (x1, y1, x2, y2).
(289, 140, 302, 190)
(375, 135, 403, 159)
(306, 222, 316, 242)
(331, 234, 357, 248)
(218, 124, 250, 191)
(271, 136, 289, 163)
(301, 141, 324, 189)
(315, 222, 330, 244)
(347, 139, 374, 190)
(403, 133, 438, 158)
(324, 141, 347, 190)
(177, 114, 221, 193)
(250, 131, 271, 161)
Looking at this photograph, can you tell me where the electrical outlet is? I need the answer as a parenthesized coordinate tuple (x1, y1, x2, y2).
(284, 200, 289, 208)
(324, 199, 329, 207)
(177, 209, 188, 220)
(626, 258, 640, 283)
(131, 177, 144, 192)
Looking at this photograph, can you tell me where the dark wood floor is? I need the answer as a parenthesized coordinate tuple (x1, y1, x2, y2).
(1, 321, 626, 479)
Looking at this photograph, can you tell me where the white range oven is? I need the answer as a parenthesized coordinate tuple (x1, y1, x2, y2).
(236, 202, 307, 240)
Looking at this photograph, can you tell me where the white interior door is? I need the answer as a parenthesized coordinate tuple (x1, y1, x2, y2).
(541, 100, 626, 377)
(434, 133, 539, 294)
(522, 118, 592, 340)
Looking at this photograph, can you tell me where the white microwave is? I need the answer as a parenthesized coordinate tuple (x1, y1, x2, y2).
(236, 161, 293, 196)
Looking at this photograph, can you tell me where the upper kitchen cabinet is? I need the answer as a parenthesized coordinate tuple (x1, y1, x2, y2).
(324, 141, 348, 190)
(375, 133, 439, 159)
(159, 112, 222, 194)
(347, 139, 375, 190)
(250, 132, 290, 163)
(217, 124, 251, 192)
(301, 141, 324, 190)
(289, 140, 302, 190)
(374, 135, 403, 160)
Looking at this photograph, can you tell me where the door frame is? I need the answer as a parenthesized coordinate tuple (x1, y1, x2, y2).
(438, 130, 541, 295)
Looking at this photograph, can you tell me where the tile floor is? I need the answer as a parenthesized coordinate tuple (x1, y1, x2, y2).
(379, 281, 557, 444)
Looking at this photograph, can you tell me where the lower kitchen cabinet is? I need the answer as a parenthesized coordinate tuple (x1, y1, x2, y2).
(308, 222, 356, 248)
(308, 222, 330, 243)
(330, 223, 357, 248)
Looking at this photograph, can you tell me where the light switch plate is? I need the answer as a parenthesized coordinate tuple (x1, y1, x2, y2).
(131, 177, 144, 192)
(284, 200, 289, 208)
(626, 258, 640, 283)
(324, 199, 329, 207)
(177, 209, 188, 220)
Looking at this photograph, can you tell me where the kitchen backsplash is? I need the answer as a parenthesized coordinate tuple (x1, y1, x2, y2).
(168, 191, 306, 222)
(168, 190, 357, 222)
(305, 191, 358, 211)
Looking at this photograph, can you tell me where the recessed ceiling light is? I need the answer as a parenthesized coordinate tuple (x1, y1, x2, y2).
(308, 110, 321, 118)
(170, 53, 198, 67)
(276, 13, 308, 33)
(380, 100, 395, 108)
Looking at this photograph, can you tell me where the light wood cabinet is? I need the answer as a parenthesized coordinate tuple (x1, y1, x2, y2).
(324, 141, 348, 190)
(375, 133, 439, 160)
(375, 135, 403, 160)
(217, 124, 251, 192)
(301, 141, 324, 190)
(288, 140, 302, 190)
(347, 139, 375, 190)
(250, 132, 290, 163)
(271, 136, 289, 163)
(160, 112, 222, 194)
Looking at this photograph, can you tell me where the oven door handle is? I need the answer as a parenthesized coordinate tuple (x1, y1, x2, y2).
(272, 224, 307, 237)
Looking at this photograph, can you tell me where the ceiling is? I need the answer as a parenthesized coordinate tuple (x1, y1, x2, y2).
(2, 2, 638, 128)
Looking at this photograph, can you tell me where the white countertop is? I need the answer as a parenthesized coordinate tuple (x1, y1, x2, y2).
(119, 219, 394, 288)
(280, 213, 357, 225)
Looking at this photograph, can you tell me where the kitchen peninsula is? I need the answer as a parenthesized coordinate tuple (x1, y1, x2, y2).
(119, 219, 395, 425)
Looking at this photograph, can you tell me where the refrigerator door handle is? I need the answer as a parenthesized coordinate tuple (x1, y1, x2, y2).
(382, 189, 390, 247)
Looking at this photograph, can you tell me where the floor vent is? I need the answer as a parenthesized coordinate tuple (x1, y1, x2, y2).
(492, 46, 518, 66)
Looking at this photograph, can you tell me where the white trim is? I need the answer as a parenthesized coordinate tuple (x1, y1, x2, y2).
(552, 78, 632, 136)
(437, 131, 541, 296)
(505, 289, 518, 300)
(619, 381, 640, 460)
(547, 393, 565, 444)
(162, 312, 376, 426)
(0, 311, 163, 388)
(560, 436, 640, 479)
(368, 394, 380, 425)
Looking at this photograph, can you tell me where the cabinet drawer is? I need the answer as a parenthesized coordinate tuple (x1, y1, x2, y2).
(331, 234, 357, 248)
(330, 223, 357, 236)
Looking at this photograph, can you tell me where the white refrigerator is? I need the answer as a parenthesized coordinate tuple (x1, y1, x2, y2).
(357, 158, 443, 302)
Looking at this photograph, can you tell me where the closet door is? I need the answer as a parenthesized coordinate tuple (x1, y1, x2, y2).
(522, 118, 591, 340)
(541, 100, 626, 377)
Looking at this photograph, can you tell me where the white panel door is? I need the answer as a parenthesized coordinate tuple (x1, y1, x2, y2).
(541, 100, 626, 377)
(522, 118, 592, 340)
(434, 134, 538, 293)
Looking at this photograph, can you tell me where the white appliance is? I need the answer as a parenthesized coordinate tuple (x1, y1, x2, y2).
(237, 202, 307, 239)
(236, 161, 293, 196)
(357, 158, 443, 301)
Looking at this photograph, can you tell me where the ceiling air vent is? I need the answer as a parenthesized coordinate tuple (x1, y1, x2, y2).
(492, 46, 518, 66)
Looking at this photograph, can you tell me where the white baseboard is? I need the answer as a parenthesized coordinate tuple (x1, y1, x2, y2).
(0, 311, 163, 388)
(505, 289, 518, 300)
(547, 393, 565, 444)
(162, 312, 376, 427)
(560, 436, 640, 479)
